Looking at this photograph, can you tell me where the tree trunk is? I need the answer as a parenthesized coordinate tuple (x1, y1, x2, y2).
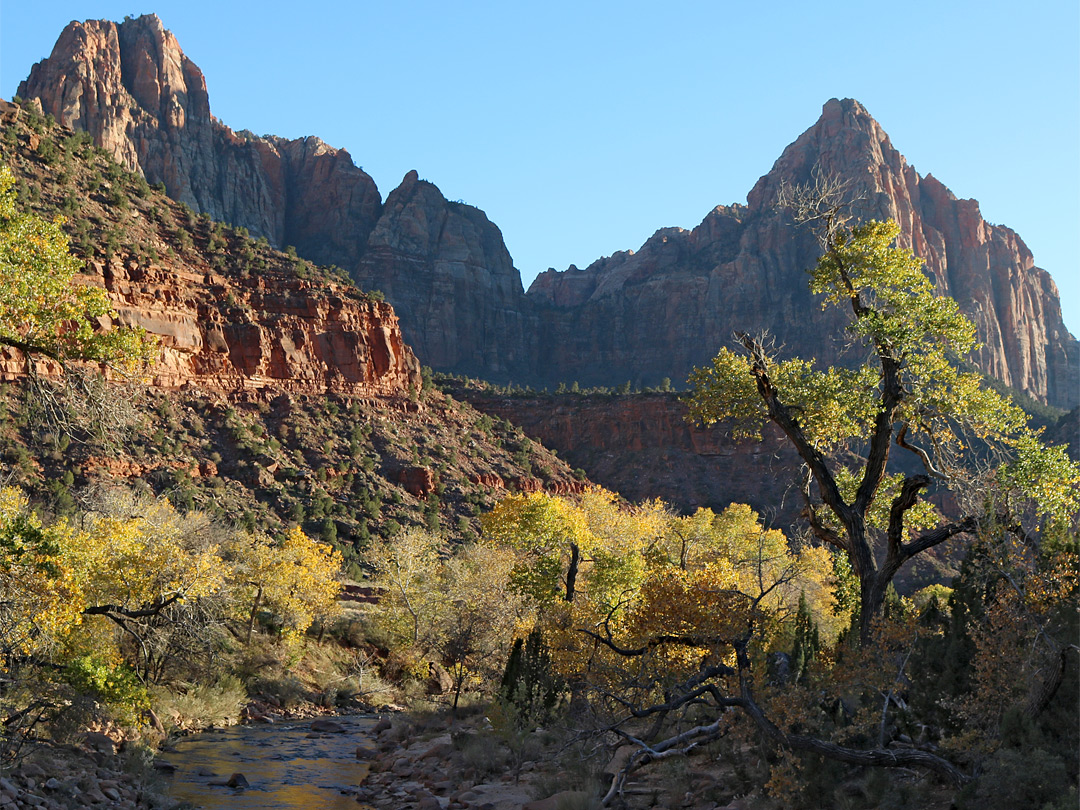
(246, 587, 263, 645)
(565, 542, 580, 602)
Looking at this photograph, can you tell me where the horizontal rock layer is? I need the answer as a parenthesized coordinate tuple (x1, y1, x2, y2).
(462, 392, 800, 521)
(0, 257, 422, 398)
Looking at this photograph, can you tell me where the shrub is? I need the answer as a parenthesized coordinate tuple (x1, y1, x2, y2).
(966, 747, 1072, 810)
(63, 655, 149, 727)
(150, 675, 247, 732)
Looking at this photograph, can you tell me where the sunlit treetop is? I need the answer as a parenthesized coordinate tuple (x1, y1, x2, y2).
(688, 219, 1036, 464)
(0, 166, 153, 373)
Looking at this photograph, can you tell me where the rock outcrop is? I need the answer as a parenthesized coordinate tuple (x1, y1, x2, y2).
(100, 259, 422, 397)
(18, 15, 382, 264)
(355, 170, 535, 378)
(0, 256, 422, 399)
(19, 17, 1078, 408)
(463, 392, 800, 521)
(529, 99, 1078, 409)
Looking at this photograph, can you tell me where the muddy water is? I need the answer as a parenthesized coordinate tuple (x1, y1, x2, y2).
(161, 715, 376, 809)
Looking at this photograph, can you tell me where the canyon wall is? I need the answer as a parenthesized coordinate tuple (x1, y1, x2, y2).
(529, 99, 1079, 408)
(99, 259, 422, 397)
(0, 253, 422, 399)
(462, 392, 801, 522)
(18, 15, 530, 375)
(18, 18, 1078, 408)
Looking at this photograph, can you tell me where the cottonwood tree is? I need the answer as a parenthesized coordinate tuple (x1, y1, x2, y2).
(434, 543, 527, 713)
(227, 526, 342, 645)
(686, 209, 1078, 645)
(0, 165, 153, 444)
(364, 527, 444, 651)
(480, 491, 914, 802)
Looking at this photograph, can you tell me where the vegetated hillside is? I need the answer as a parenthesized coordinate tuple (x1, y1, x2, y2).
(17, 14, 1079, 409)
(0, 99, 585, 571)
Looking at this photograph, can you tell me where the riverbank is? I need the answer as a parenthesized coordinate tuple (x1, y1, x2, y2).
(0, 693, 389, 810)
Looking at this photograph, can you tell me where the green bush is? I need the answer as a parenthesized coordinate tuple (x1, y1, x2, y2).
(966, 747, 1072, 810)
(63, 655, 149, 726)
(150, 675, 247, 732)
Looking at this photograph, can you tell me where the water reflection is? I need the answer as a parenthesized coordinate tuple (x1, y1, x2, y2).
(163, 715, 376, 809)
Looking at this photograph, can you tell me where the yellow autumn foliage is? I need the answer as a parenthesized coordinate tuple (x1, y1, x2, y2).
(482, 490, 835, 695)
(0, 487, 83, 660)
(228, 525, 342, 644)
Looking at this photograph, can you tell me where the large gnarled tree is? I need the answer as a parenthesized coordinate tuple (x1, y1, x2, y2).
(687, 201, 1077, 644)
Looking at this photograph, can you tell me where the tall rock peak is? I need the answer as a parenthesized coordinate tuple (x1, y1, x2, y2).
(529, 99, 1078, 408)
(16, 19, 1078, 409)
(18, 15, 382, 265)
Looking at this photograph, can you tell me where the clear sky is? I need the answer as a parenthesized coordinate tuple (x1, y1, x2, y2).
(2, 1, 1077, 335)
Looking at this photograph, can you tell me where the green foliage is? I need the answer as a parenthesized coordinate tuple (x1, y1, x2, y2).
(687, 215, 1080, 636)
(499, 627, 562, 728)
(62, 654, 149, 725)
(0, 165, 153, 369)
(965, 747, 1072, 810)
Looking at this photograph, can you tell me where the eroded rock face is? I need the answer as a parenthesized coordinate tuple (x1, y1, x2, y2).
(19, 14, 531, 379)
(100, 259, 421, 396)
(20, 18, 1077, 408)
(18, 15, 381, 265)
(0, 257, 422, 398)
(356, 170, 535, 378)
(463, 393, 800, 521)
(529, 99, 1078, 409)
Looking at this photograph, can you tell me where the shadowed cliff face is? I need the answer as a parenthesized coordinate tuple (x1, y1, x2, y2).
(460, 392, 801, 522)
(355, 170, 535, 379)
(19, 18, 1078, 408)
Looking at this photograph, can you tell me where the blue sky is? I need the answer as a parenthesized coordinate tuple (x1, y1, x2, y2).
(2, 1, 1077, 335)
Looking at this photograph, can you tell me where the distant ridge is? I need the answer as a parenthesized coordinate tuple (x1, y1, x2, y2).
(18, 15, 1079, 408)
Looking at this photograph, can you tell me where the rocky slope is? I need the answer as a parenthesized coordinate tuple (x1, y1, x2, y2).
(0, 100, 418, 399)
(17, 17, 1078, 408)
(0, 99, 583, 547)
(17, 14, 532, 377)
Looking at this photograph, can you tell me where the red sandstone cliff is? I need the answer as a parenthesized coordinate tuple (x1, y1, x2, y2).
(0, 98, 420, 399)
(0, 252, 422, 398)
(100, 259, 422, 396)
(463, 392, 801, 521)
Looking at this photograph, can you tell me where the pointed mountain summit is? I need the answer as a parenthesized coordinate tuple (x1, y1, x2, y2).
(16, 17, 1078, 408)
(19, 14, 381, 263)
(530, 99, 1078, 408)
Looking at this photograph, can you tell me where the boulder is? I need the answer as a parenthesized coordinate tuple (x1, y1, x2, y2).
(310, 719, 346, 734)
(426, 662, 454, 695)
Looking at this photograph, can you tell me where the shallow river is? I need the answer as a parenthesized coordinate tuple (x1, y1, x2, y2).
(161, 715, 375, 809)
